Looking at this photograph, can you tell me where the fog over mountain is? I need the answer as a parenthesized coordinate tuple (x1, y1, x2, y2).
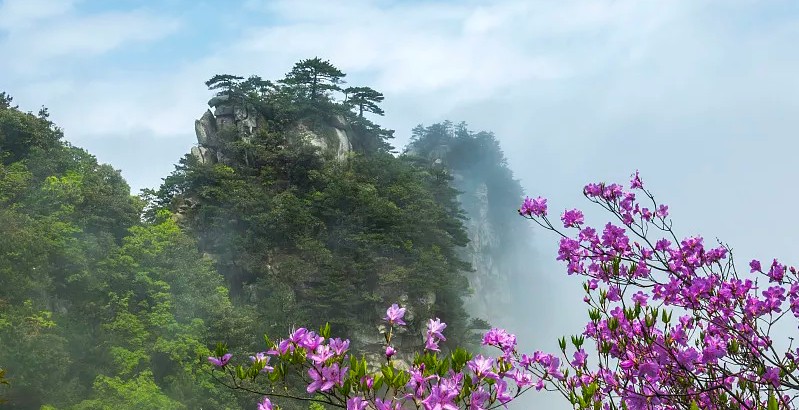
(2, 1, 799, 409)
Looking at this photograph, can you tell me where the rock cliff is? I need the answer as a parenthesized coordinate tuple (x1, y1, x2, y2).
(404, 124, 534, 330)
(454, 173, 531, 330)
(191, 94, 353, 164)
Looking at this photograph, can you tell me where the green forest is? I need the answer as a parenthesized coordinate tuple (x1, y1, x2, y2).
(0, 58, 526, 409)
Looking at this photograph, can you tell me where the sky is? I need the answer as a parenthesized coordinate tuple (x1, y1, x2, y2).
(3, 0, 799, 407)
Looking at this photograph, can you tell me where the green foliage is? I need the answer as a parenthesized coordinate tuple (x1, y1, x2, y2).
(205, 74, 245, 97)
(0, 98, 63, 163)
(280, 57, 346, 106)
(0, 92, 14, 110)
(0, 368, 8, 404)
(152, 62, 475, 356)
(344, 86, 385, 117)
(200, 59, 394, 155)
(407, 121, 527, 247)
(71, 371, 185, 410)
(157, 142, 472, 346)
(0, 97, 241, 409)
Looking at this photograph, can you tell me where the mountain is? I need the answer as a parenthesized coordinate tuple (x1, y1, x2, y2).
(151, 62, 475, 365)
(0, 58, 531, 409)
(405, 121, 535, 330)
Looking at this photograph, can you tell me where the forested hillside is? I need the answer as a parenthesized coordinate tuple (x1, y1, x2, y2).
(0, 92, 242, 409)
(0, 59, 528, 409)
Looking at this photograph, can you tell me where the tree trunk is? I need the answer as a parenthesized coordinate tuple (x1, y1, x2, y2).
(311, 73, 318, 102)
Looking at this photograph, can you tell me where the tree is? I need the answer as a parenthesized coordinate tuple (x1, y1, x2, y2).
(280, 57, 345, 104)
(344, 86, 385, 117)
(0, 100, 63, 164)
(238, 75, 276, 100)
(0, 92, 15, 110)
(0, 100, 245, 409)
(205, 74, 245, 97)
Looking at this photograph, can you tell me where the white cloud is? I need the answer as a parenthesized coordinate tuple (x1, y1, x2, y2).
(6, 0, 693, 142)
(0, 2, 180, 75)
(0, 0, 81, 31)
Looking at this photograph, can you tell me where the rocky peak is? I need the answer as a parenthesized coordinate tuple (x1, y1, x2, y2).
(191, 94, 353, 165)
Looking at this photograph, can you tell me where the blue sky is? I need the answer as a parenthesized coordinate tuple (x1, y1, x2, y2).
(3, 1, 799, 406)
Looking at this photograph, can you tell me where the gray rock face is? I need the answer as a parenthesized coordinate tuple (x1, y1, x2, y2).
(332, 127, 353, 159)
(330, 114, 348, 129)
(190, 146, 214, 165)
(214, 105, 234, 117)
(191, 94, 353, 163)
(456, 177, 535, 336)
(457, 180, 511, 322)
(194, 110, 218, 147)
(208, 94, 230, 108)
(406, 140, 531, 332)
(286, 118, 352, 161)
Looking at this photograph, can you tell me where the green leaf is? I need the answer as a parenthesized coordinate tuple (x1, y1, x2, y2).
(320, 322, 331, 339)
(393, 370, 409, 387)
(768, 392, 779, 410)
(381, 366, 394, 384)
(436, 357, 450, 376)
(340, 379, 352, 396)
(213, 342, 228, 357)
(373, 375, 384, 392)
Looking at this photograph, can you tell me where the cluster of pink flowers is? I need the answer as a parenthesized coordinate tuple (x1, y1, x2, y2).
(210, 303, 565, 409)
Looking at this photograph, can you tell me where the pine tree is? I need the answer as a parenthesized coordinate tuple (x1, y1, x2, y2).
(239, 75, 276, 99)
(280, 57, 345, 104)
(205, 74, 245, 97)
(0, 92, 15, 110)
(344, 86, 385, 117)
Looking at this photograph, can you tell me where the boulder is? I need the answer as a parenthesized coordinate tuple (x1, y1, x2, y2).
(214, 105, 234, 117)
(190, 145, 215, 165)
(207, 94, 230, 107)
(194, 110, 217, 147)
(330, 114, 348, 129)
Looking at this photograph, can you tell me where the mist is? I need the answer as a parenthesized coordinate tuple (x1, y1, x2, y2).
(3, 0, 799, 409)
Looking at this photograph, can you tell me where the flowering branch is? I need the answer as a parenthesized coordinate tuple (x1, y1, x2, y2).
(519, 170, 799, 409)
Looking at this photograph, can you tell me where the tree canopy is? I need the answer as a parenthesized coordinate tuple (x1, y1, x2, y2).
(344, 86, 385, 117)
(279, 57, 346, 106)
(205, 74, 245, 97)
(0, 97, 245, 409)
